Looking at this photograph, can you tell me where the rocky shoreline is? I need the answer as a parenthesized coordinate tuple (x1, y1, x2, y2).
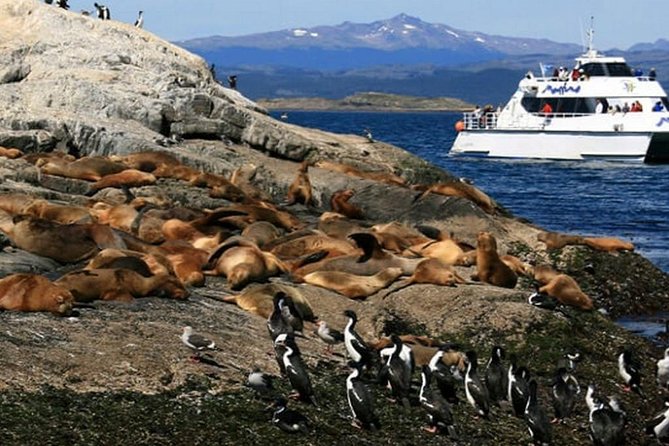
(0, 2, 668, 445)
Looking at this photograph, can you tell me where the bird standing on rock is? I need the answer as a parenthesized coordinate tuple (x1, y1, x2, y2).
(551, 367, 579, 423)
(656, 347, 669, 389)
(346, 361, 380, 430)
(428, 344, 461, 404)
(245, 369, 275, 399)
(485, 345, 507, 406)
(525, 379, 552, 446)
(134, 10, 144, 28)
(378, 335, 412, 408)
(275, 335, 317, 405)
(464, 350, 490, 418)
(180, 326, 217, 351)
(343, 310, 375, 370)
(315, 320, 344, 354)
(618, 349, 644, 396)
(270, 397, 310, 433)
(419, 365, 456, 436)
(586, 385, 626, 446)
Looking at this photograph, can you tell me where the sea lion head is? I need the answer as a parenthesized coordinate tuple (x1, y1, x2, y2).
(154, 276, 189, 300)
(48, 286, 76, 316)
(477, 231, 497, 251)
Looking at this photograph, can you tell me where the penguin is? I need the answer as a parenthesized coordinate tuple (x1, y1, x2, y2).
(93, 2, 110, 19)
(525, 379, 552, 446)
(267, 292, 293, 341)
(419, 365, 456, 436)
(586, 385, 626, 446)
(315, 320, 344, 354)
(55, 0, 69, 9)
(464, 350, 490, 418)
(485, 345, 507, 406)
(657, 347, 669, 389)
(618, 349, 644, 397)
(645, 398, 669, 443)
(428, 343, 460, 404)
(378, 335, 412, 408)
(245, 368, 275, 399)
(272, 332, 301, 376)
(134, 10, 144, 28)
(346, 361, 380, 431)
(275, 335, 317, 405)
(343, 310, 375, 370)
(551, 367, 579, 423)
(508, 359, 531, 418)
(271, 397, 309, 433)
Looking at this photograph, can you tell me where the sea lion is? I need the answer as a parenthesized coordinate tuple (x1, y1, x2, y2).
(302, 267, 402, 299)
(0, 273, 74, 315)
(90, 203, 165, 243)
(330, 189, 364, 220)
(371, 221, 430, 252)
(500, 254, 533, 277)
(538, 274, 593, 310)
(536, 231, 585, 250)
(0, 146, 23, 159)
(209, 204, 304, 232)
(205, 238, 288, 291)
(159, 241, 209, 287)
(222, 283, 316, 322)
(313, 160, 406, 186)
(285, 160, 314, 206)
(455, 249, 477, 266)
(161, 218, 225, 251)
(582, 237, 634, 252)
(109, 151, 181, 172)
(241, 221, 282, 249)
(55, 268, 188, 303)
(402, 237, 465, 265)
(22, 200, 93, 224)
(293, 232, 421, 277)
(270, 232, 359, 260)
(381, 258, 467, 299)
(4, 215, 125, 263)
(85, 248, 174, 277)
(21, 151, 75, 166)
(317, 211, 367, 240)
(416, 180, 497, 214)
(471, 231, 517, 288)
(87, 169, 157, 194)
(0, 193, 40, 215)
(37, 156, 127, 181)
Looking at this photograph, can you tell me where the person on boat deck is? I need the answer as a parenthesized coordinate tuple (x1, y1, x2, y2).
(622, 102, 630, 113)
(595, 99, 604, 114)
(634, 67, 644, 77)
(541, 102, 553, 114)
(571, 67, 580, 81)
(558, 66, 569, 81)
(649, 67, 657, 80)
(653, 101, 664, 112)
(631, 101, 643, 112)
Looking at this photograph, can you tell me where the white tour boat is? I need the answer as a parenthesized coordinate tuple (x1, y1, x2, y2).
(450, 28, 669, 163)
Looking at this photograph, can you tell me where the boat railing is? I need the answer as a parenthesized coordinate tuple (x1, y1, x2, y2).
(462, 112, 499, 130)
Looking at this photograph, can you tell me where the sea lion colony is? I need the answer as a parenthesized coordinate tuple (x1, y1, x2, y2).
(0, 147, 658, 444)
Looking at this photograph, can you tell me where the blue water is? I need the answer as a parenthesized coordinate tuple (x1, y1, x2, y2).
(273, 110, 669, 273)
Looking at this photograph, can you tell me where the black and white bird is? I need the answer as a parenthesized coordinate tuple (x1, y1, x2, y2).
(656, 347, 669, 389)
(645, 398, 669, 443)
(343, 310, 375, 370)
(315, 320, 344, 354)
(134, 10, 144, 28)
(271, 397, 309, 434)
(379, 336, 415, 377)
(551, 367, 580, 423)
(618, 349, 644, 397)
(245, 368, 275, 399)
(428, 343, 460, 404)
(180, 326, 217, 351)
(508, 359, 531, 418)
(419, 365, 456, 436)
(272, 333, 301, 376)
(586, 385, 626, 446)
(346, 361, 380, 431)
(485, 345, 507, 406)
(93, 2, 110, 19)
(464, 350, 490, 418)
(378, 335, 412, 408)
(55, 0, 69, 9)
(528, 292, 570, 317)
(279, 293, 304, 335)
(267, 292, 294, 341)
(275, 335, 316, 405)
(525, 379, 552, 446)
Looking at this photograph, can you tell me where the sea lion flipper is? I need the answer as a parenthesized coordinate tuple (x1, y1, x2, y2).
(348, 232, 382, 263)
(414, 224, 442, 240)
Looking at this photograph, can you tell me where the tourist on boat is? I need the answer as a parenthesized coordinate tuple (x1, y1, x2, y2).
(571, 67, 580, 81)
(649, 67, 657, 80)
(622, 102, 630, 113)
(595, 99, 604, 114)
(541, 102, 553, 115)
(558, 66, 569, 81)
(653, 101, 664, 112)
(634, 67, 644, 77)
(631, 101, 643, 112)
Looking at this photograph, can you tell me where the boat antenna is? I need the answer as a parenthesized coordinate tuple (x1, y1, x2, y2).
(586, 16, 595, 55)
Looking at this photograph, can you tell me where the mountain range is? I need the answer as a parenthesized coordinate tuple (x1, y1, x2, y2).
(176, 14, 669, 104)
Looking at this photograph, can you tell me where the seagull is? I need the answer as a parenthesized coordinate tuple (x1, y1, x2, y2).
(315, 320, 344, 354)
(245, 368, 275, 399)
(134, 10, 144, 28)
(180, 326, 217, 352)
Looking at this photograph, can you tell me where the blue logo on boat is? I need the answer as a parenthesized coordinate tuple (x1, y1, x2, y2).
(656, 117, 669, 127)
(541, 85, 581, 95)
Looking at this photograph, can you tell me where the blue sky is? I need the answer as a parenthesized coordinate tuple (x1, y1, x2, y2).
(66, 0, 667, 50)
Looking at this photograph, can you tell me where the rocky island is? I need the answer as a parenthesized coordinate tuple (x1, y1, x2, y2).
(0, 1, 668, 445)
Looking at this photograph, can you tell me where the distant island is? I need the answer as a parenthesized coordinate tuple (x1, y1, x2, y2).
(257, 92, 474, 112)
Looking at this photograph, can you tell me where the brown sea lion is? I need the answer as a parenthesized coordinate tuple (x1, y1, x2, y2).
(161, 218, 225, 251)
(582, 237, 634, 252)
(4, 215, 125, 263)
(381, 258, 467, 299)
(22, 200, 93, 224)
(88, 169, 157, 193)
(293, 232, 421, 277)
(286, 160, 314, 206)
(0, 193, 39, 215)
(241, 221, 282, 248)
(159, 241, 210, 287)
(314, 160, 406, 186)
(317, 212, 367, 240)
(330, 189, 364, 220)
(109, 151, 181, 172)
(0, 146, 23, 159)
(270, 231, 359, 260)
(85, 248, 174, 277)
(500, 254, 533, 277)
(302, 267, 402, 299)
(538, 276, 593, 310)
(205, 238, 288, 290)
(210, 204, 304, 232)
(37, 156, 127, 181)
(455, 249, 477, 266)
(371, 222, 430, 252)
(90, 203, 165, 244)
(536, 231, 585, 250)
(221, 283, 316, 321)
(471, 231, 517, 288)
(0, 273, 74, 315)
(21, 151, 75, 166)
(416, 180, 497, 214)
(402, 238, 465, 265)
(55, 269, 188, 303)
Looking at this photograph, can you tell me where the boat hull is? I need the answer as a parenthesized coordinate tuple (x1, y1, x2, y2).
(450, 130, 662, 162)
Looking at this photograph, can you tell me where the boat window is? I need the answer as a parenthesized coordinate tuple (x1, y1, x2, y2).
(663, 98, 669, 110)
(581, 63, 605, 77)
(521, 97, 541, 113)
(606, 63, 634, 77)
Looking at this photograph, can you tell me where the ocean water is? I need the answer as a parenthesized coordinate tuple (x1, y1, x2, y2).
(273, 110, 669, 274)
